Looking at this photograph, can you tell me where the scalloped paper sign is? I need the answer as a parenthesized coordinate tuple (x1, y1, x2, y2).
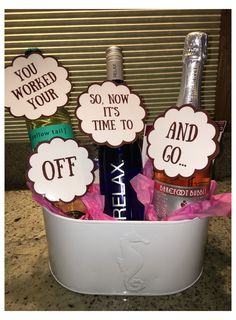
(147, 105, 219, 178)
(76, 81, 146, 147)
(5, 52, 72, 120)
(27, 138, 94, 202)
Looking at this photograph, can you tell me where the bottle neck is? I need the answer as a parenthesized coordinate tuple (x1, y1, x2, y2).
(177, 59, 204, 109)
(106, 58, 123, 82)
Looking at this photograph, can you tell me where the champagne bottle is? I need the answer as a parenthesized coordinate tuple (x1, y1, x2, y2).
(153, 32, 211, 218)
(25, 48, 85, 218)
(98, 46, 144, 220)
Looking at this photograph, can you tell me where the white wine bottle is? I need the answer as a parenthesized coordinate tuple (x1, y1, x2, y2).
(25, 48, 85, 218)
(26, 107, 74, 150)
(25, 48, 74, 150)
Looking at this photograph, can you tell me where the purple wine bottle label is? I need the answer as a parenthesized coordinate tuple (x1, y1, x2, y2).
(110, 160, 127, 219)
(99, 143, 144, 220)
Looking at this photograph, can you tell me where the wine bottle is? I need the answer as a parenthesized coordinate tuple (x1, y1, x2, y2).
(25, 48, 85, 218)
(26, 107, 74, 150)
(153, 32, 211, 218)
(98, 46, 144, 220)
(25, 48, 75, 150)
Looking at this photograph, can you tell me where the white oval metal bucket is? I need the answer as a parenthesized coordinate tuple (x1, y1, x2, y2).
(43, 207, 208, 296)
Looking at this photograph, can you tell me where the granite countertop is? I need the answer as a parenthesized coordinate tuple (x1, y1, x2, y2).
(5, 179, 231, 311)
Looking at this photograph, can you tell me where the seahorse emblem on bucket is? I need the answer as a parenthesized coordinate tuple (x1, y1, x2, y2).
(117, 230, 150, 292)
